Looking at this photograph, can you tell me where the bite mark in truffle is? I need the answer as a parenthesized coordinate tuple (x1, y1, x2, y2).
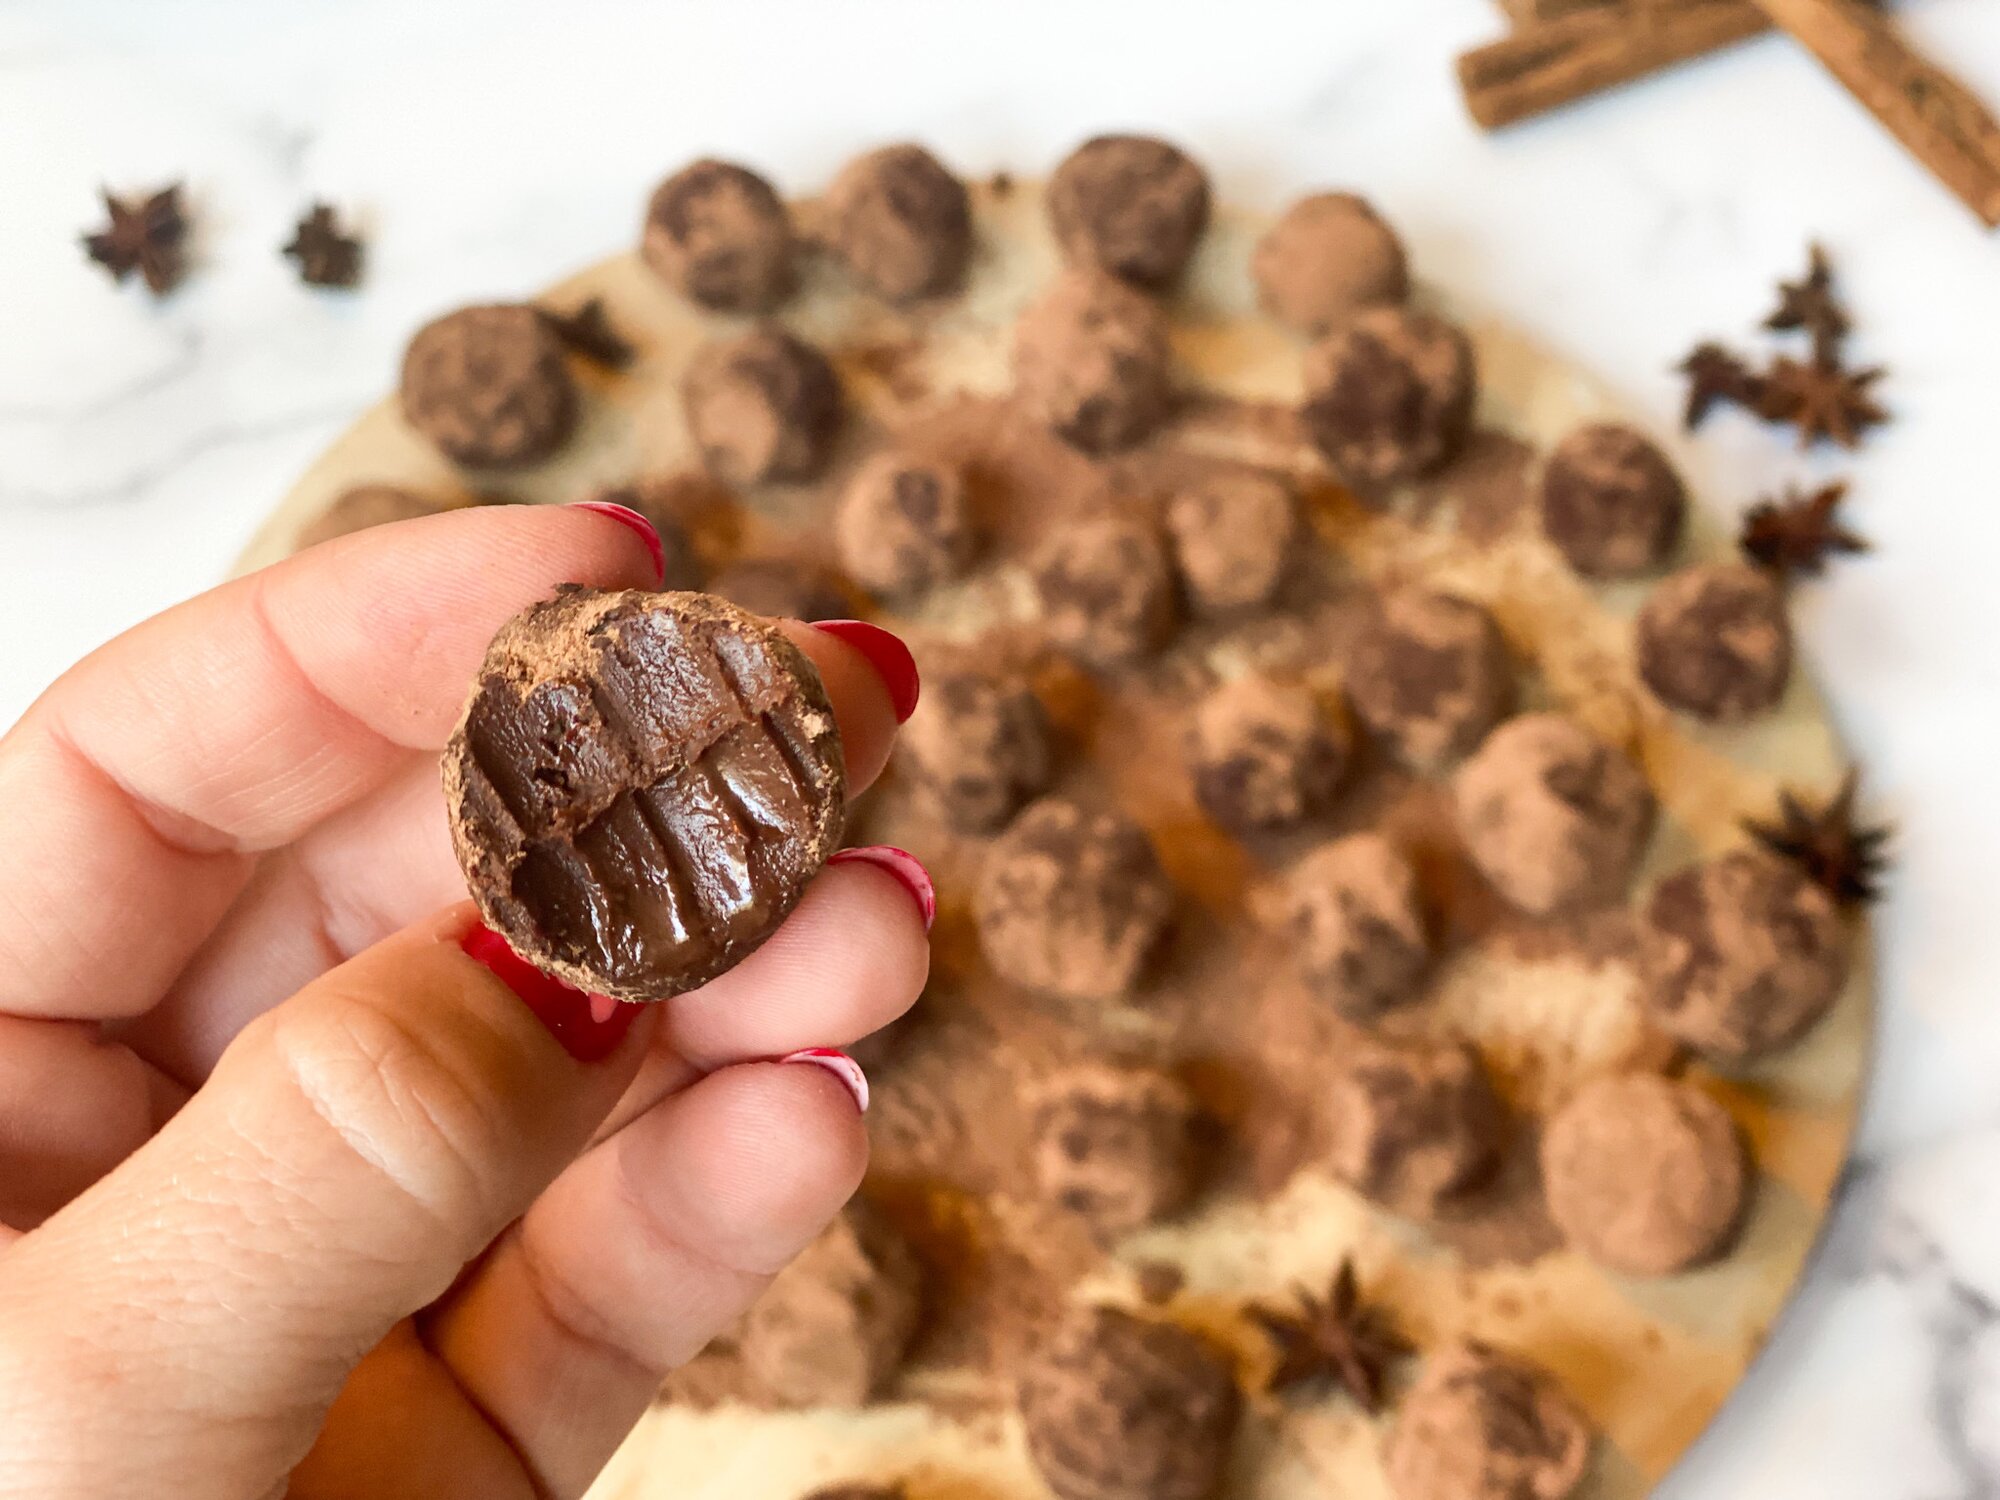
(825, 143, 973, 303)
(1282, 834, 1432, 1019)
(1186, 675, 1349, 836)
(1302, 306, 1475, 496)
(1047, 134, 1212, 289)
(1013, 268, 1173, 454)
(1164, 471, 1301, 617)
(1538, 422, 1686, 579)
(835, 451, 974, 598)
(642, 159, 795, 314)
(399, 304, 579, 469)
(1385, 1342, 1594, 1500)
(1253, 192, 1410, 336)
(1031, 1064, 1201, 1239)
(1347, 590, 1512, 771)
(1327, 1040, 1503, 1219)
(1033, 512, 1179, 670)
(898, 669, 1052, 833)
(1636, 563, 1793, 723)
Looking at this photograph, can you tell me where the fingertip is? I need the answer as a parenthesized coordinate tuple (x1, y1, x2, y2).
(780, 620, 908, 792)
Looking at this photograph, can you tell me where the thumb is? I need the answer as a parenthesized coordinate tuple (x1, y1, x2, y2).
(0, 904, 649, 1500)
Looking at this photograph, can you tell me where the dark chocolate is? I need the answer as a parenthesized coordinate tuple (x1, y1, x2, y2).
(1302, 306, 1475, 496)
(683, 326, 844, 486)
(1013, 267, 1173, 454)
(1539, 422, 1686, 579)
(1047, 135, 1212, 288)
(1636, 563, 1792, 723)
(399, 304, 578, 470)
(824, 143, 972, 303)
(642, 159, 795, 314)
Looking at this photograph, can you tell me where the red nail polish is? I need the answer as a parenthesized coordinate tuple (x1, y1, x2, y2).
(829, 845, 936, 930)
(811, 619, 921, 723)
(460, 924, 638, 1062)
(570, 501, 666, 586)
(780, 1048, 870, 1114)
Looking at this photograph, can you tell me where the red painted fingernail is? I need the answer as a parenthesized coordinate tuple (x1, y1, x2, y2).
(570, 501, 665, 586)
(780, 1048, 870, 1114)
(460, 923, 639, 1063)
(829, 845, 936, 931)
(811, 619, 921, 723)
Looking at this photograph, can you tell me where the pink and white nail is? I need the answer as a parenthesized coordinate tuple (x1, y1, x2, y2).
(780, 1047, 870, 1114)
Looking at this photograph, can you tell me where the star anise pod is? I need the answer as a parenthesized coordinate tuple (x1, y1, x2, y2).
(1758, 353, 1888, 450)
(1738, 482, 1870, 580)
(1744, 770, 1891, 905)
(1676, 341, 1767, 430)
(81, 183, 189, 295)
(282, 202, 364, 288)
(1764, 242, 1851, 362)
(1248, 1259, 1411, 1411)
(538, 297, 635, 368)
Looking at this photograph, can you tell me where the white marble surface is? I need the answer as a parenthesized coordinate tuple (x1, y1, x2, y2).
(4, 0, 2000, 1492)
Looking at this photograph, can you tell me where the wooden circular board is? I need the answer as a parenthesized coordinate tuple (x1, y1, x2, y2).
(240, 176, 1871, 1500)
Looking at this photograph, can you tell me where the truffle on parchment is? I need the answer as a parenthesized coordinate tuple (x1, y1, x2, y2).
(897, 668, 1052, 834)
(1384, 1342, 1594, 1500)
(1347, 589, 1513, 771)
(1327, 1040, 1504, 1220)
(1013, 267, 1174, 454)
(834, 450, 974, 599)
(1302, 305, 1475, 496)
(1033, 512, 1180, 670)
(1279, 833, 1433, 1019)
(1047, 134, 1212, 289)
(641, 158, 796, 314)
(682, 325, 844, 487)
(1253, 191, 1410, 336)
(1163, 470, 1302, 617)
(1030, 1063, 1202, 1240)
(824, 143, 973, 303)
(399, 303, 578, 469)
(1185, 675, 1350, 837)
(1538, 421, 1686, 580)
(1635, 563, 1793, 723)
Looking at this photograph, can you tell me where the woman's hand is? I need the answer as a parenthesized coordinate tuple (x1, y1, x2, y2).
(0, 503, 931, 1499)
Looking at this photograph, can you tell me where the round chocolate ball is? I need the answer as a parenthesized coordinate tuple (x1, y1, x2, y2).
(975, 796, 1174, 1003)
(1637, 851, 1848, 1064)
(1163, 470, 1301, 617)
(1347, 589, 1513, 770)
(1018, 1305, 1241, 1500)
(1033, 513, 1179, 670)
(1047, 134, 1212, 289)
(682, 326, 843, 486)
(1302, 306, 1475, 496)
(1542, 1073, 1749, 1276)
(1636, 563, 1792, 723)
(1451, 713, 1655, 916)
(1385, 1343, 1594, 1500)
(1013, 268, 1173, 454)
(834, 450, 973, 598)
(1539, 422, 1686, 579)
(1185, 675, 1349, 836)
(1327, 1040, 1503, 1219)
(709, 556, 852, 622)
(1281, 833, 1432, 1019)
(399, 304, 578, 470)
(577, 479, 705, 590)
(1031, 1064, 1200, 1240)
(1252, 192, 1410, 336)
(824, 143, 973, 303)
(898, 669, 1052, 834)
(641, 158, 795, 314)
(294, 483, 452, 550)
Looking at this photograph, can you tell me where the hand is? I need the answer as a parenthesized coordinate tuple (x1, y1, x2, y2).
(0, 504, 931, 1499)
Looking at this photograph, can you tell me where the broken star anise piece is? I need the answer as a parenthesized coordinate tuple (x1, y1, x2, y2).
(1764, 242, 1851, 362)
(82, 183, 189, 295)
(282, 202, 364, 288)
(1248, 1258, 1411, 1411)
(1739, 482, 1870, 580)
(538, 297, 635, 369)
(1758, 354, 1888, 450)
(1676, 341, 1766, 430)
(1744, 771, 1891, 905)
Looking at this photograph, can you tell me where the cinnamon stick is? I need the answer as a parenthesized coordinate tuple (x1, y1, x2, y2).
(1748, 0, 2000, 226)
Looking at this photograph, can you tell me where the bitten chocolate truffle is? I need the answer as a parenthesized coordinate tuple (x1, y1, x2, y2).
(1327, 1041, 1503, 1219)
(1451, 713, 1654, 916)
(1031, 1064, 1200, 1239)
(1538, 422, 1686, 579)
(898, 669, 1052, 833)
(1186, 675, 1350, 836)
(1163, 471, 1301, 616)
(708, 556, 852, 623)
(824, 144, 972, 303)
(1033, 513, 1179, 669)
(294, 483, 451, 549)
(1385, 1343, 1593, 1500)
(975, 797, 1174, 1003)
(1302, 306, 1475, 496)
(442, 588, 845, 1002)
(1013, 268, 1173, 454)
(1047, 134, 1212, 288)
(1348, 590, 1512, 770)
(1281, 834, 1432, 1018)
(1637, 851, 1848, 1063)
(834, 450, 973, 598)
(579, 480, 704, 590)
(642, 159, 795, 314)
(1542, 1073, 1748, 1276)
(1636, 563, 1793, 723)
(1018, 1305, 1241, 1500)
(741, 1201, 922, 1407)
(399, 304, 578, 469)
(683, 326, 843, 486)
(1252, 192, 1410, 336)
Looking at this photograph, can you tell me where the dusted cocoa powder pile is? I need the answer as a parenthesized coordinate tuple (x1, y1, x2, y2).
(1163, 470, 1301, 617)
(1636, 563, 1793, 723)
(642, 159, 795, 314)
(1327, 1040, 1504, 1220)
(897, 669, 1052, 834)
(683, 326, 844, 486)
(1033, 512, 1179, 669)
(1252, 191, 1410, 336)
(399, 304, 578, 469)
(1185, 675, 1350, 836)
(1302, 305, 1475, 496)
(1347, 589, 1513, 770)
(708, 556, 853, 623)
(442, 588, 845, 1002)
(1047, 134, 1212, 289)
(1384, 1343, 1594, 1500)
(1538, 422, 1686, 579)
(1281, 833, 1433, 1019)
(294, 483, 452, 549)
(833, 450, 974, 598)
(1013, 268, 1173, 454)
(1030, 1063, 1201, 1240)
(824, 144, 972, 303)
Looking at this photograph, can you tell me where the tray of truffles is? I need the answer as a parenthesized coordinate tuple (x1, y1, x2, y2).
(239, 136, 1875, 1500)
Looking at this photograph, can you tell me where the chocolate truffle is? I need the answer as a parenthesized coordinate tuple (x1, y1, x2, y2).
(1047, 134, 1211, 289)
(577, 480, 704, 590)
(1347, 590, 1512, 770)
(1018, 1305, 1241, 1500)
(1013, 268, 1173, 454)
(1185, 675, 1350, 836)
(1542, 1073, 1748, 1276)
(1451, 713, 1654, 916)
(1033, 513, 1179, 669)
(642, 158, 795, 314)
(1031, 1064, 1201, 1239)
(1636, 563, 1792, 723)
(898, 669, 1052, 833)
(975, 797, 1174, 1003)
(683, 326, 843, 487)
(1163, 471, 1301, 616)
(294, 483, 450, 550)
(1252, 192, 1410, 336)
(1637, 851, 1848, 1063)
(1281, 834, 1432, 1019)
(399, 303, 578, 469)
(709, 556, 852, 623)
(834, 451, 974, 598)
(442, 589, 845, 1002)
(1538, 422, 1686, 579)
(1302, 306, 1475, 496)
(1384, 1343, 1593, 1500)
(824, 144, 972, 303)
(1327, 1041, 1503, 1219)
(741, 1200, 922, 1408)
